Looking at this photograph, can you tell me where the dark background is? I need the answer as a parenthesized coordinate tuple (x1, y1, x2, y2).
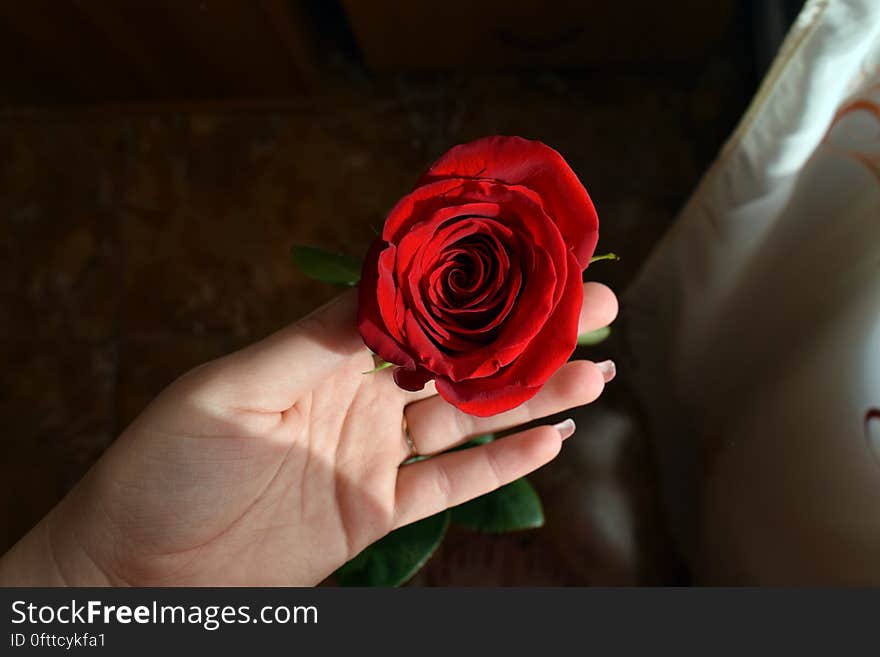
(0, 0, 794, 584)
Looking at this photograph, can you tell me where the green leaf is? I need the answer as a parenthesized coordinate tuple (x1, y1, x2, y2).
(589, 252, 620, 264)
(451, 478, 544, 533)
(577, 325, 611, 346)
(334, 511, 450, 586)
(290, 245, 362, 286)
(449, 433, 495, 453)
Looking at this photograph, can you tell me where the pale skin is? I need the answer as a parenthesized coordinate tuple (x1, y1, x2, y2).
(0, 282, 618, 586)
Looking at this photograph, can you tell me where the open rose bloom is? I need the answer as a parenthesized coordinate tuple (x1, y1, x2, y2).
(358, 136, 598, 416)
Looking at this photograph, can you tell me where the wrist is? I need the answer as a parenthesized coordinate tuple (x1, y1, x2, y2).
(0, 482, 119, 587)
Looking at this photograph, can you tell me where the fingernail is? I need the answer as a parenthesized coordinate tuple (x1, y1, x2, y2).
(596, 359, 616, 383)
(553, 418, 576, 440)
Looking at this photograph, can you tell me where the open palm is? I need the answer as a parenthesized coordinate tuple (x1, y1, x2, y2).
(6, 283, 617, 586)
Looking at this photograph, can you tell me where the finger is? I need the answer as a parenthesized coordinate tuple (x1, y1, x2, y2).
(405, 359, 611, 455)
(392, 423, 572, 529)
(201, 289, 369, 411)
(578, 282, 618, 335)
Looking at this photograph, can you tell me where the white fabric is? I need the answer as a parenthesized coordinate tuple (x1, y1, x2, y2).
(624, 0, 880, 583)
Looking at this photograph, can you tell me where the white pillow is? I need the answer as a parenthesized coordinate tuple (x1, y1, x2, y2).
(624, 0, 880, 583)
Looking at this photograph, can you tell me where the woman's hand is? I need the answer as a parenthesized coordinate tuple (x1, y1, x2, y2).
(0, 282, 617, 586)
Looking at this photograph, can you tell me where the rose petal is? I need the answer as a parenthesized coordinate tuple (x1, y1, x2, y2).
(356, 239, 415, 369)
(375, 243, 406, 344)
(434, 250, 583, 414)
(399, 240, 556, 382)
(393, 366, 434, 392)
(392, 185, 565, 378)
(419, 135, 599, 268)
(435, 377, 541, 417)
(495, 250, 583, 388)
(382, 179, 486, 245)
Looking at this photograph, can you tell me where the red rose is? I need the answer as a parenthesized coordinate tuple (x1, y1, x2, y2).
(357, 136, 598, 417)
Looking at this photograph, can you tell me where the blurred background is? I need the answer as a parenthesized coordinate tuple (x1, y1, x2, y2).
(0, 0, 801, 584)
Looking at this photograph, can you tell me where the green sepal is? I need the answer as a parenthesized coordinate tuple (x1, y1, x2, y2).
(290, 245, 362, 286)
(589, 252, 620, 264)
(577, 326, 611, 346)
(362, 360, 394, 375)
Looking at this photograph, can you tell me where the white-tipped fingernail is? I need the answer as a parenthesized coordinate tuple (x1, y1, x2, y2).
(553, 418, 576, 440)
(596, 359, 616, 383)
